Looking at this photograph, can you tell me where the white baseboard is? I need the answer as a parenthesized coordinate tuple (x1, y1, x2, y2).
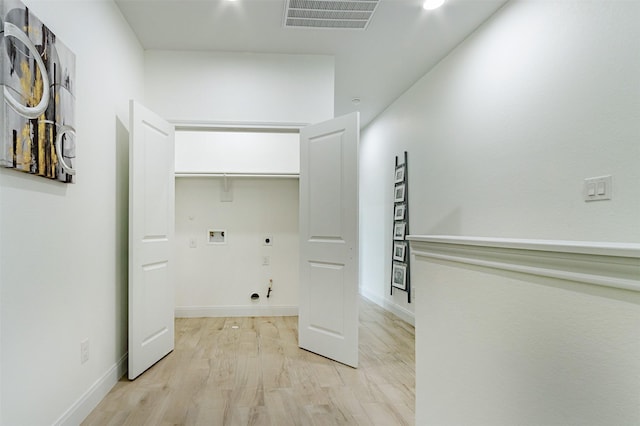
(175, 305, 298, 318)
(360, 288, 415, 326)
(54, 353, 128, 426)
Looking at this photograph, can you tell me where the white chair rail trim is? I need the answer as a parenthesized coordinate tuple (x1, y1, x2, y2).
(407, 235, 640, 293)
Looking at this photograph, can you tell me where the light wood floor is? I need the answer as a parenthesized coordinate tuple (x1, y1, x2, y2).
(82, 297, 415, 425)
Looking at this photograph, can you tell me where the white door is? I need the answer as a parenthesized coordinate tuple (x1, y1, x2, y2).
(128, 100, 175, 380)
(299, 112, 360, 368)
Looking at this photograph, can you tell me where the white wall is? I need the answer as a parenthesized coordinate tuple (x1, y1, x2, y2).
(413, 251, 640, 426)
(0, 1, 144, 424)
(361, 0, 640, 320)
(362, 1, 640, 244)
(175, 177, 299, 316)
(0, 169, 2, 425)
(360, 0, 640, 424)
(145, 50, 334, 125)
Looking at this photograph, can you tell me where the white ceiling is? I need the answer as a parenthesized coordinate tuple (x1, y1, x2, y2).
(115, 0, 508, 127)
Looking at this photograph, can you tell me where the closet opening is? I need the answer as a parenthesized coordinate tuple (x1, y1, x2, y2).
(173, 126, 302, 318)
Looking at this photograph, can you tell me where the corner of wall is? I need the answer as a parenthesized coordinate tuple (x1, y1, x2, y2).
(360, 287, 415, 326)
(54, 355, 128, 426)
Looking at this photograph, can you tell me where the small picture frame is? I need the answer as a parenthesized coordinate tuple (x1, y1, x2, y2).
(208, 229, 226, 244)
(393, 242, 407, 262)
(395, 165, 405, 183)
(393, 222, 406, 241)
(392, 263, 407, 290)
(394, 204, 406, 221)
(394, 184, 406, 203)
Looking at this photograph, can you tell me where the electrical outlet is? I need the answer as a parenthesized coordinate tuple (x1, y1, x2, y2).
(80, 339, 90, 364)
(262, 256, 270, 266)
(189, 238, 197, 248)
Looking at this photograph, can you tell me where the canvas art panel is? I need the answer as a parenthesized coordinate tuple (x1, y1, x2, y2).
(1, 0, 76, 182)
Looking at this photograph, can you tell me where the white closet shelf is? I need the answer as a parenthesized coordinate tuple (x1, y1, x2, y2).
(175, 172, 299, 178)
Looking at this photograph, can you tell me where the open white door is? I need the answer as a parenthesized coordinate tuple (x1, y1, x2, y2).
(299, 112, 359, 368)
(128, 100, 175, 380)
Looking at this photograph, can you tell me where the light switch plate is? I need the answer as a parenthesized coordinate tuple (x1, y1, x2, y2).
(584, 175, 612, 202)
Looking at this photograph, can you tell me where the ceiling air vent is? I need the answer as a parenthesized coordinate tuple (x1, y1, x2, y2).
(283, 0, 380, 30)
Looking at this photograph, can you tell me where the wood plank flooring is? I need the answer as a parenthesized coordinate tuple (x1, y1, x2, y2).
(82, 297, 415, 425)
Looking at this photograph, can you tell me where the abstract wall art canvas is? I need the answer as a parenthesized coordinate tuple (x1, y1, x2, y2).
(1, 0, 76, 183)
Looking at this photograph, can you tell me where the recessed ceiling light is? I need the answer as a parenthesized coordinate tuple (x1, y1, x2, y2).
(423, 0, 445, 10)
(352, 97, 361, 105)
